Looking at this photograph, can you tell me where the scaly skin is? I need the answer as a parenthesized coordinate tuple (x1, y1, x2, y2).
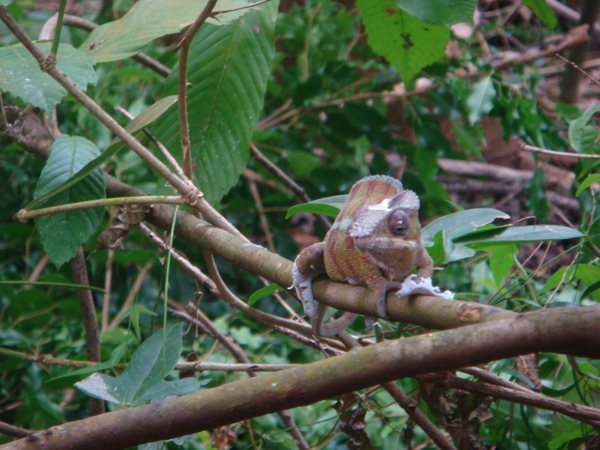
(293, 175, 435, 336)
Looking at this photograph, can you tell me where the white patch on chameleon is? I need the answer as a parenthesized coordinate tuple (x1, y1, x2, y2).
(396, 274, 454, 300)
(367, 198, 391, 211)
(337, 217, 354, 231)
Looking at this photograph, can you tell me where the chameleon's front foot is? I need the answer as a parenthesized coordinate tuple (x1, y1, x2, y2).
(396, 274, 454, 300)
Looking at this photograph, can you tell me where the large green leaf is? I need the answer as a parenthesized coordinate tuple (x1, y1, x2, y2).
(358, 0, 450, 80)
(33, 136, 106, 268)
(393, 0, 476, 26)
(0, 43, 96, 114)
(81, 0, 252, 63)
(75, 324, 205, 406)
(153, 1, 277, 203)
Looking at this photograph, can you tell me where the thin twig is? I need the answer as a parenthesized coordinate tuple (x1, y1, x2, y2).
(338, 332, 458, 450)
(422, 373, 600, 425)
(176, 0, 219, 179)
(15, 195, 188, 221)
(556, 54, 600, 87)
(108, 260, 154, 329)
(247, 177, 275, 252)
(70, 249, 104, 415)
(212, 0, 272, 16)
(138, 223, 216, 291)
(0, 421, 30, 438)
(176, 303, 311, 449)
(102, 248, 115, 333)
(250, 143, 332, 230)
(114, 105, 187, 180)
(522, 143, 600, 159)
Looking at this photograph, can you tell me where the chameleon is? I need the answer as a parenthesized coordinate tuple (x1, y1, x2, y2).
(292, 175, 453, 336)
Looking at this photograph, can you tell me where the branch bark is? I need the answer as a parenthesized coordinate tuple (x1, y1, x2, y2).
(3, 305, 599, 449)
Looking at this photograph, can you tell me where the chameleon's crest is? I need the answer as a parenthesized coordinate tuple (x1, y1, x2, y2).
(390, 190, 419, 212)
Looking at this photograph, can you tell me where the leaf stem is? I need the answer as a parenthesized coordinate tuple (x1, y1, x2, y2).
(15, 196, 188, 221)
(50, 0, 67, 55)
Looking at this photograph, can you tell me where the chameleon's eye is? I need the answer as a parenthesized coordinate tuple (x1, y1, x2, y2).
(388, 209, 410, 237)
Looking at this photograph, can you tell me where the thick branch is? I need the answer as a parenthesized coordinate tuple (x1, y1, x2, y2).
(4, 306, 599, 449)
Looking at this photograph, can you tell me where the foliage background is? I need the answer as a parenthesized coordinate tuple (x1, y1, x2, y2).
(1, 0, 600, 448)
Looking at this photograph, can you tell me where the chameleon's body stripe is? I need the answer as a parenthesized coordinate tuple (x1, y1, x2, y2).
(324, 176, 404, 286)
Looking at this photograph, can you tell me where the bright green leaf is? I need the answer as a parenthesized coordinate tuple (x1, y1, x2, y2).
(153, 2, 277, 203)
(568, 104, 600, 153)
(358, 0, 450, 80)
(521, 0, 557, 29)
(109, 95, 178, 146)
(248, 284, 284, 306)
(81, 0, 254, 63)
(393, 0, 476, 26)
(286, 195, 347, 219)
(575, 174, 600, 197)
(467, 76, 496, 125)
(33, 136, 106, 268)
(486, 244, 516, 287)
(50, 343, 128, 381)
(0, 43, 96, 114)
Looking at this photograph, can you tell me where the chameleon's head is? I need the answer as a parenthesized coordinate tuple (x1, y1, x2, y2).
(348, 187, 423, 272)
(349, 189, 420, 240)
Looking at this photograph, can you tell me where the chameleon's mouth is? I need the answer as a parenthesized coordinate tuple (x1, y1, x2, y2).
(353, 236, 418, 252)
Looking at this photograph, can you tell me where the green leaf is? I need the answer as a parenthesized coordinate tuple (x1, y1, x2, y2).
(526, 166, 550, 222)
(452, 121, 483, 158)
(393, 0, 477, 26)
(109, 95, 178, 146)
(575, 174, 600, 197)
(358, 0, 450, 80)
(33, 136, 106, 268)
(285, 194, 347, 218)
(49, 343, 128, 381)
(75, 324, 202, 406)
(248, 284, 284, 306)
(0, 42, 96, 114)
(81, 0, 254, 63)
(153, 1, 277, 203)
(521, 0, 557, 29)
(486, 244, 516, 287)
(466, 76, 496, 125)
(27, 96, 177, 211)
(422, 208, 510, 244)
(568, 104, 600, 153)
(287, 151, 322, 177)
(465, 225, 583, 248)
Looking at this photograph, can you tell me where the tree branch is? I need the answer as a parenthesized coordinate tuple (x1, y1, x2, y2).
(4, 305, 599, 449)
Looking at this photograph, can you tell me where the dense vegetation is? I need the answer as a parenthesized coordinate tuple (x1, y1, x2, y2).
(1, 0, 599, 448)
